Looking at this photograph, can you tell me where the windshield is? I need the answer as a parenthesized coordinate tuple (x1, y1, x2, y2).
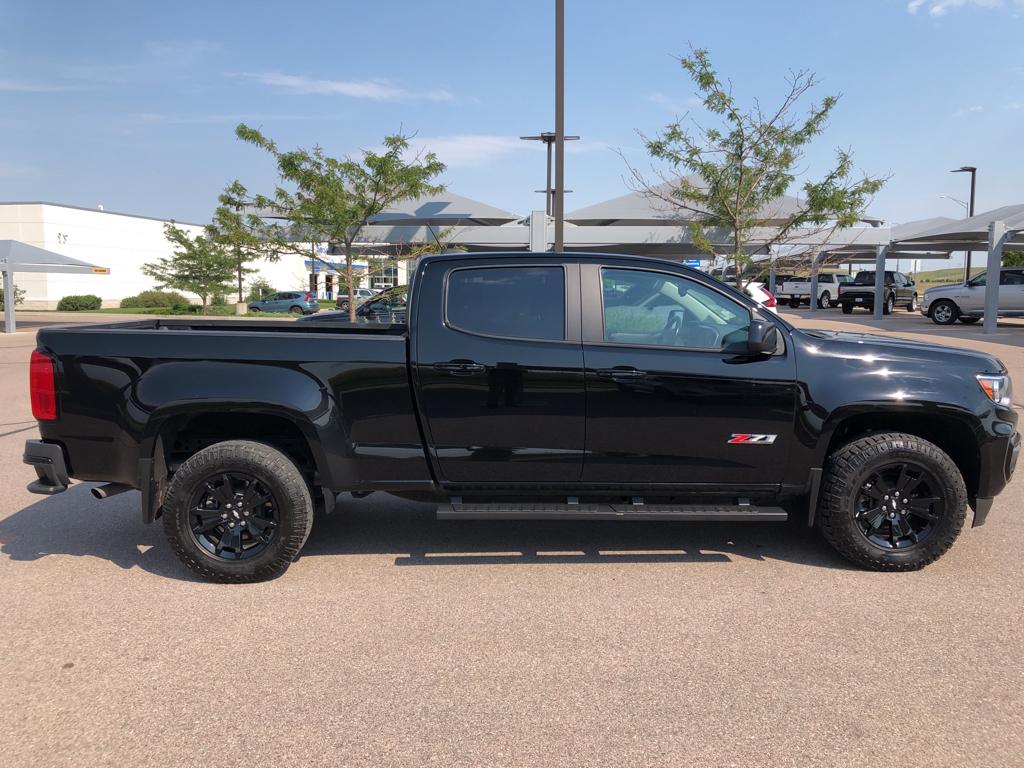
(852, 272, 876, 285)
(968, 272, 987, 287)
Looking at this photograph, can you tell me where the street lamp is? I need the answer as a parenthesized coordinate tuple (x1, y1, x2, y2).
(520, 132, 579, 216)
(950, 166, 977, 282)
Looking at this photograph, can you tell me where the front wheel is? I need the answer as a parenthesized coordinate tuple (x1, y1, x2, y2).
(818, 291, 832, 309)
(162, 440, 314, 582)
(930, 299, 959, 325)
(883, 293, 895, 315)
(817, 432, 967, 571)
(907, 293, 918, 312)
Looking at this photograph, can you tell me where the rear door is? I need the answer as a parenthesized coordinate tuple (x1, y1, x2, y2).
(412, 258, 585, 484)
(580, 263, 797, 487)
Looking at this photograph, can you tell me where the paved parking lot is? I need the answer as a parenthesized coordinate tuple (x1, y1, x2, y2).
(1, 309, 1022, 767)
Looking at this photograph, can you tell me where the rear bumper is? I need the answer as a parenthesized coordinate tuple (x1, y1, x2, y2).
(23, 439, 69, 495)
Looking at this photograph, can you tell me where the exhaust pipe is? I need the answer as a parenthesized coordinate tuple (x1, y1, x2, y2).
(91, 483, 133, 500)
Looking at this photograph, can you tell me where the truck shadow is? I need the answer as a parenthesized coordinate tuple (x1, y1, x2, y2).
(0, 488, 856, 580)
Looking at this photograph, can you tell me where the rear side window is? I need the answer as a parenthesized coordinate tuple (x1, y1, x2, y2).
(446, 266, 565, 341)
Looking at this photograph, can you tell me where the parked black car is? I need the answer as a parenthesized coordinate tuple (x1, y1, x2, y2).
(838, 270, 918, 315)
(24, 253, 1018, 581)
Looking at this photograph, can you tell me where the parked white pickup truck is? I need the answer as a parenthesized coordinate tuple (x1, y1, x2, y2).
(781, 273, 851, 308)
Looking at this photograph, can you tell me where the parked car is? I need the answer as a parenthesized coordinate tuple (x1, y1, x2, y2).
(335, 287, 377, 312)
(838, 270, 918, 315)
(742, 281, 778, 314)
(921, 268, 1024, 325)
(248, 291, 320, 315)
(24, 252, 1018, 581)
(303, 284, 409, 324)
(781, 273, 852, 308)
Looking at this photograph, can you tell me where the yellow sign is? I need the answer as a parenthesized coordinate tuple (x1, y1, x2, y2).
(91, 267, 110, 274)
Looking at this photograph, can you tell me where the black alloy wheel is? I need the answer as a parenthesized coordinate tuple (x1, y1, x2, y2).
(854, 462, 944, 550)
(188, 472, 279, 560)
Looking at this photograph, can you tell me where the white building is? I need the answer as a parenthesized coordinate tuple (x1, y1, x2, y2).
(0, 202, 403, 309)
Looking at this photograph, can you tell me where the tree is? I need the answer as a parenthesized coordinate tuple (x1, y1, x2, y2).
(1002, 250, 1024, 268)
(206, 180, 283, 304)
(236, 125, 446, 319)
(632, 47, 887, 287)
(145, 224, 236, 314)
(0, 282, 25, 310)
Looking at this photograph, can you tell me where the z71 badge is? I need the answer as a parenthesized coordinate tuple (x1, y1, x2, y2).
(728, 433, 778, 445)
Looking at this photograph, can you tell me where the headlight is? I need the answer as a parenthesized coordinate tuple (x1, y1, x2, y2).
(977, 374, 1013, 407)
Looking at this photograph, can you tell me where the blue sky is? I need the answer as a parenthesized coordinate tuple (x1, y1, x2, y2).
(1, 0, 1022, 228)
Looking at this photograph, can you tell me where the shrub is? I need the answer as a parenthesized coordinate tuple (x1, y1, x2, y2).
(246, 278, 275, 302)
(211, 292, 227, 306)
(119, 290, 190, 310)
(57, 294, 103, 311)
(0, 283, 26, 310)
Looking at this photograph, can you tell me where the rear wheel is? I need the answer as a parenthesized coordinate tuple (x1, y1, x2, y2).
(959, 316, 981, 324)
(907, 293, 918, 312)
(789, 298, 801, 308)
(883, 293, 895, 315)
(289, 305, 303, 315)
(818, 291, 832, 309)
(162, 440, 314, 582)
(841, 303, 853, 314)
(930, 299, 959, 325)
(817, 433, 967, 571)
(337, 300, 350, 312)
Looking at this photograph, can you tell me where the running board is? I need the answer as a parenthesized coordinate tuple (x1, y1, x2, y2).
(437, 502, 787, 522)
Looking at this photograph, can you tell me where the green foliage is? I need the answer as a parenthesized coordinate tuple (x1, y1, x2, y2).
(206, 180, 283, 302)
(57, 294, 102, 311)
(211, 292, 227, 306)
(236, 124, 446, 319)
(0, 283, 26, 309)
(144, 224, 236, 313)
(638, 47, 887, 286)
(1002, 250, 1024, 268)
(246, 278, 275, 302)
(119, 290, 190, 309)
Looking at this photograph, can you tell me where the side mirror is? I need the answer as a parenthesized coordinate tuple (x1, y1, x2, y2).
(747, 320, 778, 355)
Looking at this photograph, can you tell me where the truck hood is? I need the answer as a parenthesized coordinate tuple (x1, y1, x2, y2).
(797, 328, 1005, 373)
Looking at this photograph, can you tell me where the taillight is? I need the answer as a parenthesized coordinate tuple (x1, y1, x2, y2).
(763, 290, 777, 308)
(30, 349, 57, 421)
(304, 292, 314, 301)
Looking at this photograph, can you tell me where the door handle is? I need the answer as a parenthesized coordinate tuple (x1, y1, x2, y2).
(596, 367, 647, 380)
(434, 360, 486, 376)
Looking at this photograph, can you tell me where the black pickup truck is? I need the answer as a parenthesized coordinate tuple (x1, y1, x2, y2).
(838, 270, 919, 315)
(24, 252, 1019, 581)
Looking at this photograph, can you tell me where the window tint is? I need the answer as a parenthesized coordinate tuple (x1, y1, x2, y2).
(1001, 270, 1024, 286)
(601, 268, 750, 350)
(446, 267, 565, 340)
(852, 272, 874, 285)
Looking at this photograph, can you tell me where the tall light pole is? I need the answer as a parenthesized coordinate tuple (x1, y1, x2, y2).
(951, 166, 977, 282)
(520, 132, 579, 215)
(553, 0, 565, 252)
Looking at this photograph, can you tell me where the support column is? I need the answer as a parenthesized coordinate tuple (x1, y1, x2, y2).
(528, 210, 548, 253)
(984, 221, 1006, 335)
(808, 254, 821, 314)
(872, 245, 888, 320)
(768, 263, 777, 296)
(2, 270, 14, 334)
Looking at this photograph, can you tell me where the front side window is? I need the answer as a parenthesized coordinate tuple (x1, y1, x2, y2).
(601, 268, 750, 350)
(446, 266, 565, 341)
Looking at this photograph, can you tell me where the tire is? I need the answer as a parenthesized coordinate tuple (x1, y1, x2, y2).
(162, 440, 314, 583)
(883, 293, 895, 315)
(959, 316, 981, 324)
(337, 300, 350, 312)
(288, 305, 303, 315)
(789, 298, 801, 309)
(907, 294, 918, 312)
(817, 432, 967, 571)
(841, 303, 853, 315)
(249, 307, 260, 313)
(818, 291, 831, 309)
(930, 299, 959, 325)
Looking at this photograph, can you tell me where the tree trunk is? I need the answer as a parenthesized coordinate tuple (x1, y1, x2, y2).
(236, 248, 244, 303)
(345, 243, 356, 322)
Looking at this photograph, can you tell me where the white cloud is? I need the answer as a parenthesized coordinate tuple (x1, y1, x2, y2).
(647, 92, 700, 114)
(951, 105, 984, 117)
(230, 71, 454, 102)
(908, 0, 1020, 15)
(403, 134, 611, 169)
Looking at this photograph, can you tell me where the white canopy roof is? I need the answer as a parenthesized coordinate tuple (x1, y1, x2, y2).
(891, 205, 1024, 251)
(0, 240, 109, 274)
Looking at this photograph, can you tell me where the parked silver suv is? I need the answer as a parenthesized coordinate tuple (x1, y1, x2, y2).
(921, 268, 1024, 325)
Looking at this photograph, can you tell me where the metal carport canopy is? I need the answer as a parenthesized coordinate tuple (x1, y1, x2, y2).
(889, 206, 1024, 333)
(1, 240, 109, 334)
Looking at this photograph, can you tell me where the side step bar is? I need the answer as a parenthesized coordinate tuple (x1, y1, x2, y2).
(437, 502, 787, 522)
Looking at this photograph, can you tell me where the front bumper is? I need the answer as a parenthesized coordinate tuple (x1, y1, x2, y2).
(23, 439, 69, 495)
(972, 429, 1020, 526)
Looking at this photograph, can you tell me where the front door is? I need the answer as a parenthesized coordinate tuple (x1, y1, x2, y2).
(580, 264, 797, 487)
(412, 260, 585, 484)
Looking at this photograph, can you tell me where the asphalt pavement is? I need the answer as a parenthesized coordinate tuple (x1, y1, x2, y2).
(1, 308, 1022, 767)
